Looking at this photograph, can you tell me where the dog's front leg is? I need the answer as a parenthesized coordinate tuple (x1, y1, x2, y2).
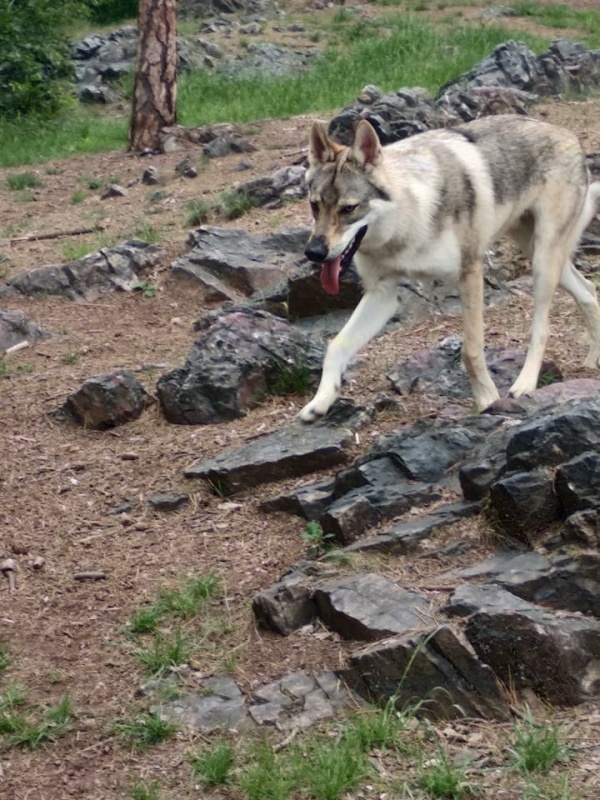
(459, 262, 500, 410)
(299, 285, 399, 422)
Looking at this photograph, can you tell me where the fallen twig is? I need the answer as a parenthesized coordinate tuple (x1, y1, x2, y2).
(73, 571, 106, 582)
(0, 224, 106, 247)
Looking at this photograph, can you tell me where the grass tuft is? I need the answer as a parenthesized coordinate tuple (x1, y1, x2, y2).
(115, 713, 178, 752)
(190, 739, 235, 786)
(508, 711, 570, 774)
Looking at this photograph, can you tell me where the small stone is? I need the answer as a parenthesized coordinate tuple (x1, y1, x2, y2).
(147, 492, 190, 512)
(101, 183, 127, 199)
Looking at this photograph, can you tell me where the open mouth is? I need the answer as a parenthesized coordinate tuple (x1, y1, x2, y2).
(320, 225, 368, 296)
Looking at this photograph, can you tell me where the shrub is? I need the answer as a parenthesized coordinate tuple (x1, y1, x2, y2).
(87, 1, 139, 25)
(0, 1, 88, 119)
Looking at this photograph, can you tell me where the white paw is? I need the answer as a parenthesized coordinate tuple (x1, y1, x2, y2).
(298, 394, 335, 423)
(472, 383, 500, 411)
(509, 377, 536, 399)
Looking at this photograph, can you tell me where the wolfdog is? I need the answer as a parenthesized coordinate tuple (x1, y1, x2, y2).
(299, 114, 600, 422)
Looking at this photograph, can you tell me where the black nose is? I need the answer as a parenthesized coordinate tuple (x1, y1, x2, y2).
(305, 237, 329, 264)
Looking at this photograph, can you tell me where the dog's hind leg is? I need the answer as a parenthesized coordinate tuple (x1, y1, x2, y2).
(558, 260, 600, 369)
(509, 240, 567, 399)
(298, 283, 399, 422)
(459, 260, 500, 410)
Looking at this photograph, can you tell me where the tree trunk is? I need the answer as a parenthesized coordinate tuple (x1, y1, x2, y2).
(129, 0, 177, 152)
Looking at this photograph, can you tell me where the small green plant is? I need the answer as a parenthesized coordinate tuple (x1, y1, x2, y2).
(157, 574, 222, 618)
(0, 695, 72, 751)
(0, 683, 27, 713)
(186, 198, 214, 225)
(219, 189, 256, 220)
(61, 352, 80, 365)
(300, 521, 336, 557)
(16, 363, 35, 374)
(190, 739, 234, 786)
(115, 712, 178, 752)
(129, 607, 162, 635)
(129, 220, 162, 244)
(207, 478, 228, 498)
(239, 739, 298, 800)
(134, 629, 192, 675)
(148, 189, 168, 203)
(63, 241, 94, 261)
(6, 172, 44, 191)
(268, 358, 312, 397)
(130, 779, 161, 800)
(71, 189, 86, 205)
(418, 744, 473, 798)
(0, 358, 9, 377)
(0, 645, 10, 674)
(523, 774, 575, 800)
(347, 699, 410, 753)
(133, 280, 157, 298)
(83, 176, 102, 190)
(301, 736, 367, 800)
(508, 711, 569, 774)
(0, 253, 11, 278)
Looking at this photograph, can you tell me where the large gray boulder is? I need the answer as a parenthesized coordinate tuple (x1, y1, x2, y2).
(157, 309, 323, 425)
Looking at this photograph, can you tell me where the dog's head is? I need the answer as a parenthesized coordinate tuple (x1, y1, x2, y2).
(304, 119, 387, 295)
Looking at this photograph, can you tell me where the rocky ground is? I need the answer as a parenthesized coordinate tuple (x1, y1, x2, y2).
(2, 2, 600, 799)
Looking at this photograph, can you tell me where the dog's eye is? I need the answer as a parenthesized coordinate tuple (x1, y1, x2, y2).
(310, 201, 319, 218)
(340, 204, 358, 215)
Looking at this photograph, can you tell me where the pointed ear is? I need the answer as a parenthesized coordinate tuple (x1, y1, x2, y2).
(308, 122, 341, 168)
(350, 120, 382, 170)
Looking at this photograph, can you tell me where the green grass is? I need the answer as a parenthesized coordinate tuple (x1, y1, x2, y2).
(418, 743, 473, 798)
(300, 521, 337, 557)
(71, 189, 87, 205)
(155, 574, 222, 618)
(178, 17, 547, 126)
(6, 172, 44, 190)
(134, 629, 193, 676)
(239, 739, 299, 800)
(0, 111, 127, 168)
(301, 737, 367, 800)
(0, 14, 552, 168)
(0, 694, 72, 751)
(508, 712, 570, 775)
(268, 358, 313, 399)
(190, 739, 235, 786)
(0, 644, 10, 674)
(115, 712, 178, 752)
(130, 779, 161, 800)
(511, 1, 600, 41)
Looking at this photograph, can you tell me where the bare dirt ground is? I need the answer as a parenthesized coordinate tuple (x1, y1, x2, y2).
(2, 2, 600, 799)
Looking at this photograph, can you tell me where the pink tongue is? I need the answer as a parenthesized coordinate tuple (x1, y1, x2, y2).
(320, 257, 341, 295)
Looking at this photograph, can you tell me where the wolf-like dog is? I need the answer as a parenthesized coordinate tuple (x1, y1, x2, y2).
(299, 114, 600, 422)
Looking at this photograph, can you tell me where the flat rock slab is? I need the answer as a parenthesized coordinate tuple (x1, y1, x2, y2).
(154, 670, 353, 733)
(172, 225, 309, 297)
(342, 624, 510, 721)
(184, 400, 371, 494)
(0, 240, 160, 299)
(387, 336, 560, 402)
(248, 670, 355, 730)
(314, 573, 431, 641)
(342, 500, 481, 554)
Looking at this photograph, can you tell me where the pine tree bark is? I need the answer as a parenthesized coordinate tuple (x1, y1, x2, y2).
(129, 0, 177, 152)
